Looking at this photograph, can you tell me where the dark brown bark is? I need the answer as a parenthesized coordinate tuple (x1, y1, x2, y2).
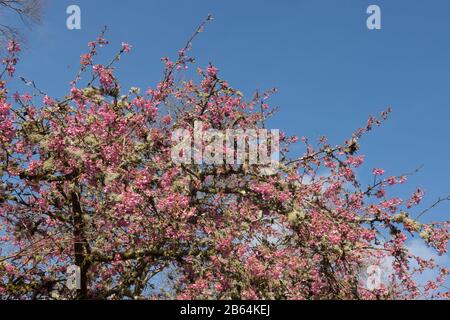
(71, 191, 89, 299)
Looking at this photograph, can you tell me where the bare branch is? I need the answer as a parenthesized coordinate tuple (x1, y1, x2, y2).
(0, 0, 44, 45)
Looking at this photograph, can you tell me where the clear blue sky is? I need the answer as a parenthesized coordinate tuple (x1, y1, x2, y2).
(8, 0, 450, 284)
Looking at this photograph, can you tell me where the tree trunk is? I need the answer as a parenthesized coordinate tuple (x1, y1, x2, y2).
(71, 191, 89, 299)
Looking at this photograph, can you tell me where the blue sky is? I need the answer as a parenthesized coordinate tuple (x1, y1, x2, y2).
(6, 0, 450, 288)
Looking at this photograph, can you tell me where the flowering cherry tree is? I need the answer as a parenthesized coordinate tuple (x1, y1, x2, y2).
(1, 18, 449, 300)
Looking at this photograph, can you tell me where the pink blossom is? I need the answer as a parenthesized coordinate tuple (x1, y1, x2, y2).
(407, 188, 425, 208)
(7, 40, 20, 53)
(5, 264, 15, 274)
(206, 65, 218, 77)
(121, 42, 132, 53)
(162, 114, 172, 125)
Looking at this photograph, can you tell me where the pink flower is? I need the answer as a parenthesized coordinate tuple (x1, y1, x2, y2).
(7, 40, 20, 53)
(214, 283, 224, 292)
(93, 64, 114, 89)
(206, 65, 218, 77)
(386, 176, 397, 185)
(0, 102, 11, 115)
(375, 189, 386, 198)
(372, 168, 385, 176)
(70, 87, 84, 99)
(216, 236, 233, 253)
(80, 53, 93, 66)
(398, 176, 407, 184)
(242, 288, 258, 300)
(43, 95, 55, 106)
(346, 155, 364, 168)
(21, 93, 32, 102)
(407, 188, 424, 208)
(162, 115, 172, 125)
(251, 183, 275, 200)
(6, 64, 16, 76)
(121, 42, 132, 53)
(5, 264, 15, 274)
